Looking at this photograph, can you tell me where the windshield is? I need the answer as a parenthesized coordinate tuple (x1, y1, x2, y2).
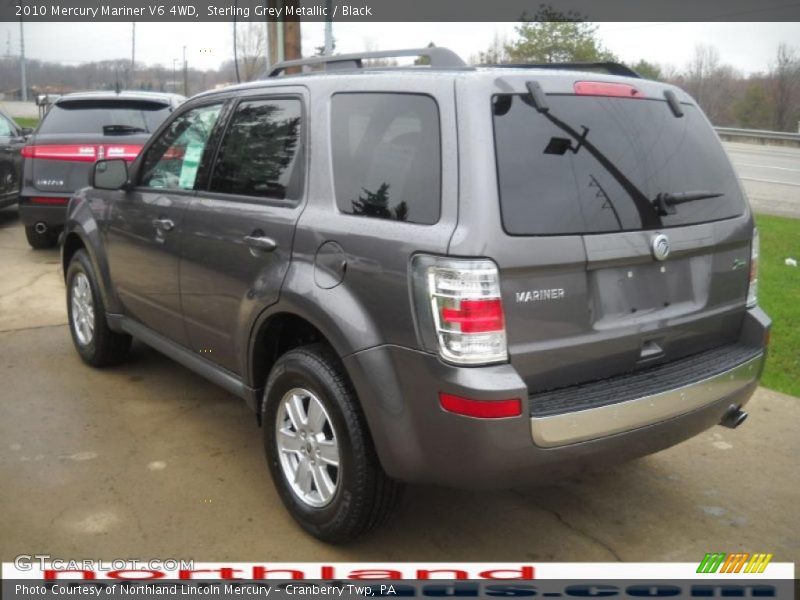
(39, 100, 172, 135)
(492, 93, 745, 235)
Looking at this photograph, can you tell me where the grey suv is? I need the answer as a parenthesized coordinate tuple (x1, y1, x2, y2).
(61, 48, 770, 542)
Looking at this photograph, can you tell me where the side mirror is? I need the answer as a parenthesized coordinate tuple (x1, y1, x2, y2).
(20, 127, 34, 137)
(93, 159, 129, 191)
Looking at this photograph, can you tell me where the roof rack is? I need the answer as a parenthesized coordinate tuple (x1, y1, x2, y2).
(267, 47, 467, 77)
(486, 62, 641, 78)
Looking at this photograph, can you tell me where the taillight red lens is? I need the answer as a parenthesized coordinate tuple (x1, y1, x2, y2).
(104, 145, 144, 161)
(439, 393, 521, 419)
(574, 81, 643, 98)
(22, 145, 98, 162)
(441, 299, 505, 333)
(29, 197, 69, 205)
(21, 144, 142, 162)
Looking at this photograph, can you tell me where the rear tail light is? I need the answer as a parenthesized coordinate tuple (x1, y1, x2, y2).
(439, 393, 521, 418)
(411, 255, 508, 365)
(21, 144, 142, 162)
(747, 228, 759, 308)
(29, 197, 69, 205)
(574, 81, 642, 98)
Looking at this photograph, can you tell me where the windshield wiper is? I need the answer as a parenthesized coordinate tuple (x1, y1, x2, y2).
(523, 80, 663, 228)
(652, 191, 723, 216)
(103, 124, 147, 135)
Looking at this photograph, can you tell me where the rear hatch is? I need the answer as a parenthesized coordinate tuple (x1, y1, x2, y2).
(23, 98, 172, 195)
(454, 73, 753, 392)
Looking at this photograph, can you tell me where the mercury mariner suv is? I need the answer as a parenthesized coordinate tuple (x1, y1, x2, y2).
(60, 48, 770, 542)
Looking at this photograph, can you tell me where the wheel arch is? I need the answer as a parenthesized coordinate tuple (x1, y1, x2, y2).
(61, 209, 123, 318)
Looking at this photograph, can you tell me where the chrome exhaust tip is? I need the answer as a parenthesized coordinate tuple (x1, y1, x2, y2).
(720, 405, 748, 429)
(34, 222, 48, 234)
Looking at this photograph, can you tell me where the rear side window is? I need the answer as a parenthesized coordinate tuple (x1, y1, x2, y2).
(209, 98, 303, 200)
(493, 94, 745, 235)
(38, 100, 172, 135)
(331, 93, 441, 224)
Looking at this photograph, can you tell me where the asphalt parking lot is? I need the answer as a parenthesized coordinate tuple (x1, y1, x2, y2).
(1, 200, 798, 565)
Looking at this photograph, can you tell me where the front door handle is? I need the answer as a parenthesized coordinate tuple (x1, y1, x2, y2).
(153, 218, 175, 232)
(243, 235, 278, 252)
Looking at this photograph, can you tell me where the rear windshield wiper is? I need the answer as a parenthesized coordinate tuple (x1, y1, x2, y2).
(652, 191, 723, 216)
(103, 124, 147, 135)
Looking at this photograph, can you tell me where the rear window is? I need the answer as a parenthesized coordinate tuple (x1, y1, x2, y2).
(493, 94, 745, 235)
(331, 93, 441, 225)
(39, 100, 172, 135)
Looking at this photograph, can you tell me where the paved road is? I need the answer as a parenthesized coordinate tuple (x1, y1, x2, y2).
(0, 100, 40, 119)
(724, 142, 800, 218)
(0, 208, 798, 565)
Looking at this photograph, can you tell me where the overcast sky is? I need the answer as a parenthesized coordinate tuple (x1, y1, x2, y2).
(1, 21, 798, 75)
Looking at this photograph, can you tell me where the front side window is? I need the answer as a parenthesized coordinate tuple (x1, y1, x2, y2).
(209, 98, 303, 200)
(331, 93, 441, 224)
(139, 103, 222, 191)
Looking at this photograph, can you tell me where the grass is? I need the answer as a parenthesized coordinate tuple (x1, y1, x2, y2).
(14, 117, 40, 129)
(754, 213, 800, 397)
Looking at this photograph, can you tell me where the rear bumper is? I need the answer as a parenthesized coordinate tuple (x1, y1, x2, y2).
(530, 348, 763, 448)
(344, 307, 770, 489)
(18, 195, 68, 227)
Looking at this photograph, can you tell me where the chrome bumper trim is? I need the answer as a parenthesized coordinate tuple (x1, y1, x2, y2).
(530, 353, 763, 448)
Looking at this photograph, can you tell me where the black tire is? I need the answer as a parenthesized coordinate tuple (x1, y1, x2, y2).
(25, 225, 59, 249)
(263, 343, 403, 543)
(66, 249, 132, 367)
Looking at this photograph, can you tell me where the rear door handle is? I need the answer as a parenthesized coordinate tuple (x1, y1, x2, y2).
(152, 218, 175, 232)
(243, 235, 277, 252)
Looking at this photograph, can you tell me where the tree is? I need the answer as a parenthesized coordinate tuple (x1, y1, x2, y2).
(236, 22, 266, 82)
(351, 183, 408, 221)
(505, 20, 617, 63)
(630, 59, 661, 81)
(733, 83, 774, 129)
(683, 45, 741, 125)
(471, 32, 510, 65)
(770, 43, 800, 131)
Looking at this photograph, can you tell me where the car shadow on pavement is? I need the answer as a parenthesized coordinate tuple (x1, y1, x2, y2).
(0, 206, 19, 228)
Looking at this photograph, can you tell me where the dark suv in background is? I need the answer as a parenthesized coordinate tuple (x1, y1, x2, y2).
(61, 48, 769, 542)
(0, 107, 31, 210)
(19, 90, 183, 248)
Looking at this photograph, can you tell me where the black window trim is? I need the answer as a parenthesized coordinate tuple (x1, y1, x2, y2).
(198, 93, 307, 209)
(329, 90, 444, 226)
(133, 98, 230, 196)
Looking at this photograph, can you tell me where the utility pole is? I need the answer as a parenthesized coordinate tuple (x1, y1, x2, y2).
(324, 0, 333, 55)
(172, 58, 177, 91)
(19, 18, 27, 102)
(283, 0, 301, 63)
(131, 22, 136, 88)
(182, 45, 188, 96)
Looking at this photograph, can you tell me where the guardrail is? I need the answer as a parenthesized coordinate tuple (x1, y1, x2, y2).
(715, 127, 800, 148)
